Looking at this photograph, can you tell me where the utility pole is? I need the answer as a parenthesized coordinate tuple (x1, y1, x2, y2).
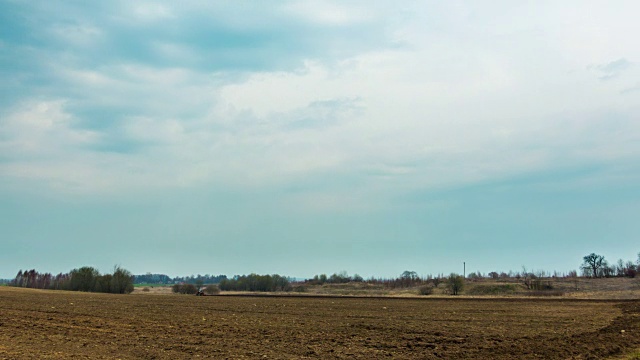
(463, 262, 466, 279)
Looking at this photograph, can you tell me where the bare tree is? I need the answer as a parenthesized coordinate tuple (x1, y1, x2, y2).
(582, 253, 606, 278)
(616, 259, 625, 277)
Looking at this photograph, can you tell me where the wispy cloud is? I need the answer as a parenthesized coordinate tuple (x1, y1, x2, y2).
(591, 58, 633, 80)
(1, 1, 639, 206)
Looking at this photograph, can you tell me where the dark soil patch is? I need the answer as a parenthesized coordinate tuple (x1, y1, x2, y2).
(1, 287, 639, 359)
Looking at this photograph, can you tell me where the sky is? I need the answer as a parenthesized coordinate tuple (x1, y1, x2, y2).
(1, 1, 639, 279)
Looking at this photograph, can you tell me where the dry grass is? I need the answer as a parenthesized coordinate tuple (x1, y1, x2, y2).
(554, 277, 640, 299)
(132, 285, 173, 295)
(130, 277, 640, 300)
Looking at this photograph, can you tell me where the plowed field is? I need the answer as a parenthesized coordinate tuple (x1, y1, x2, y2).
(1, 287, 639, 359)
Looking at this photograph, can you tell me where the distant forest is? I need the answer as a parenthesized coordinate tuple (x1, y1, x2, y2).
(133, 273, 227, 285)
(136, 250, 639, 287)
(8, 266, 134, 294)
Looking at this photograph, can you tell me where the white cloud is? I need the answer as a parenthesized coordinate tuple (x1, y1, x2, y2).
(129, 2, 175, 22)
(0, 101, 99, 156)
(1, 1, 639, 208)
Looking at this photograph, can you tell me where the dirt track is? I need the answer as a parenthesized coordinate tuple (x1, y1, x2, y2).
(1, 287, 639, 359)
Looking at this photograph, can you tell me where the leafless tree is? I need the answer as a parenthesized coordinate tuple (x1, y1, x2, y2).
(582, 253, 606, 278)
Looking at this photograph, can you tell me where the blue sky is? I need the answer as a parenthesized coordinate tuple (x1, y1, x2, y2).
(1, 1, 639, 279)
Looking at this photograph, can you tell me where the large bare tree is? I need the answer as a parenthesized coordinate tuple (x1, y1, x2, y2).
(582, 253, 606, 278)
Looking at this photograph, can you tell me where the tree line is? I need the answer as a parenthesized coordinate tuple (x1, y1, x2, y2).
(218, 274, 292, 292)
(305, 271, 465, 295)
(132, 273, 227, 285)
(305, 270, 436, 289)
(299, 251, 638, 295)
(9, 266, 134, 294)
(9, 252, 634, 296)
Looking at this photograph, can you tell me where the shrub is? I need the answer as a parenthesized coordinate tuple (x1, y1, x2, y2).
(525, 278, 553, 291)
(447, 273, 464, 295)
(172, 284, 198, 294)
(110, 266, 134, 294)
(418, 285, 433, 295)
(182, 284, 197, 294)
(69, 267, 99, 292)
(204, 284, 220, 295)
(142, 287, 150, 292)
(293, 285, 307, 293)
(625, 268, 637, 278)
(94, 274, 112, 293)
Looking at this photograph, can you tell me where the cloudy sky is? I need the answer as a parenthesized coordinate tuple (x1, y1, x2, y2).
(1, 1, 639, 279)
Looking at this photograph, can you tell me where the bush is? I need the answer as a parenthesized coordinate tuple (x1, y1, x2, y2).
(524, 277, 554, 291)
(625, 268, 637, 278)
(94, 274, 112, 293)
(69, 267, 99, 292)
(418, 285, 433, 295)
(293, 285, 307, 293)
(142, 287, 150, 292)
(447, 273, 464, 295)
(110, 266, 134, 294)
(204, 284, 220, 295)
(182, 284, 197, 294)
(172, 284, 198, 294)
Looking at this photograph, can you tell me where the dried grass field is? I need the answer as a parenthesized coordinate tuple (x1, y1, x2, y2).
(1, 286, 639, 359)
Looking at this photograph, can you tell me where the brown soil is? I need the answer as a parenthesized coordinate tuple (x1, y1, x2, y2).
(1, 287, 639, 359)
